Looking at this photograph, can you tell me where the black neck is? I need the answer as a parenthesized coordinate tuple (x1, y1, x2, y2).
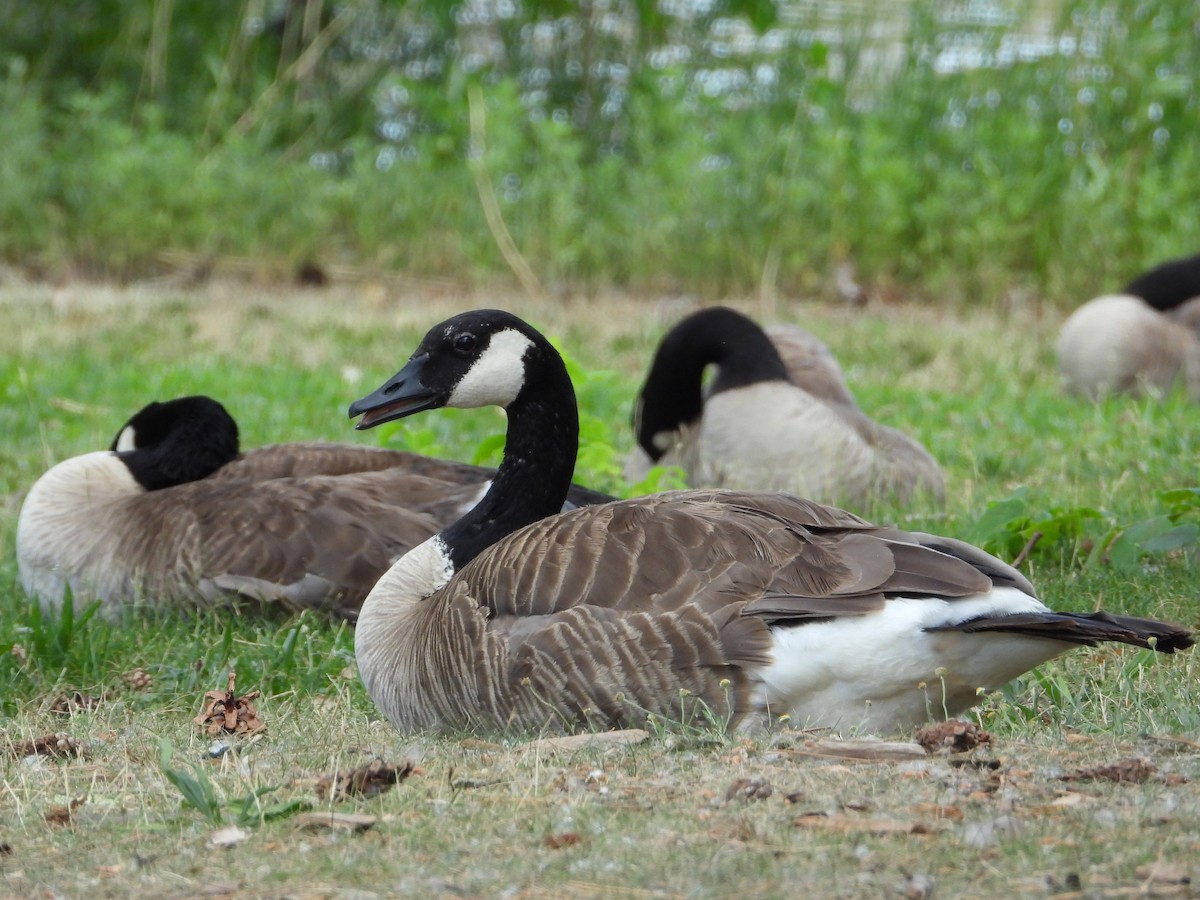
(636, 308, 788, 459)
(441, 348, 580, 571)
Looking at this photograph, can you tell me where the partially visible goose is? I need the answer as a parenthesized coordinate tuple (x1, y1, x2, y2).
(347, 309, 1192, 735)
(1124, 251, 1200, 313)
(624, 307, 944, 509)
(1059, 253, 1200, 401)
(16, 395, 611, 620)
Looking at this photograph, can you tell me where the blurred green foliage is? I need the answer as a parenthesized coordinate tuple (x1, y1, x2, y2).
(0, 0, 1197, 301)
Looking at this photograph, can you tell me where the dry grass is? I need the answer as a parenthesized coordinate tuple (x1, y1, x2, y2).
(2, 279, 1198, 898)
(5, 697, 1200, 898)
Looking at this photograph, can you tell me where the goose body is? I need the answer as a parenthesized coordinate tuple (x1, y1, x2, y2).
(1059, 253, 1200, 401)
(625, 308, 944, 509)
(1058, 295, 1200, 400)
(17, 396, 610, 619)
(348, 310, 1192, 735)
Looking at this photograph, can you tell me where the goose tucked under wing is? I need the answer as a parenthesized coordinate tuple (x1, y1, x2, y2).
(626, 308, 945, 509)
(18, 395, 611, 619)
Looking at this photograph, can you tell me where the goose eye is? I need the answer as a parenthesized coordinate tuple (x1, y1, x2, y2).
(453, 332, 478, 353)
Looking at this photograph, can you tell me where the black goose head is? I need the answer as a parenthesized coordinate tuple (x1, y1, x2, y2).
(349, 309, 580, 571)
(349, 309, 551, 428)
(110, 395, 240, 491)
(634, 307, 790, 461)
(1124, 251, 1200, 313)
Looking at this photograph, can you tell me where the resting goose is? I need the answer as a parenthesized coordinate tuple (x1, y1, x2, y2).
(1059, 253, 1200, 401)
(16, 395, 611, 620)
(624, 307, 945, 509)
(347, 309, 1192, 735)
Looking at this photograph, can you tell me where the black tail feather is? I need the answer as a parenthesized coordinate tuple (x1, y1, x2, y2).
(931, 610, 1194, 654)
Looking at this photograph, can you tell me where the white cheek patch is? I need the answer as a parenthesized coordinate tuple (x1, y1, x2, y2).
(114, 425, 137, 452)
(447, 329, 532, 408)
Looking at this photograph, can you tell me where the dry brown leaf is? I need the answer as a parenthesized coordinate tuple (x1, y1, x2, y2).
(1136, 861, 1190, 885)
(1146, 734, 1200, 752)
(525, 729, 650, 754)
(792, 738, 928, 763)
(1050, 792, 1091, 807)
(10, 732, 83, 759)
(724, 777, 773, 802)
(792, 812, 935, 835)
(1060, 756, 1157, 785)
(316, 758, 415, 801)
(44, 797, 85, 826)
(193, 671, 266, 737)
(543, 832, 584, 849)
(296, 812, 378, 833)
(459, 739, 502, 751)
(913, 720, 993, 754)
(910, 803, 964, 822)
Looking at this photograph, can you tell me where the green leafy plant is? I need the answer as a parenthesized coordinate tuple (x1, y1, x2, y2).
(159, 739, 225, 826)
(1105, 488, 1200, 572)
(159, 739, 309, 828)
(966, 487, 1107, 566)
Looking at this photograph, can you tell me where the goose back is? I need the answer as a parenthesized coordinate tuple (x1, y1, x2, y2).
(627, 309, 945, 508)
(1057, 295, 1200, 401)
(17, 396, 611, 619)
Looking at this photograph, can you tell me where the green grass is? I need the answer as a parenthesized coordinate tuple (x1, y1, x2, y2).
(1, 282, 1198, 897)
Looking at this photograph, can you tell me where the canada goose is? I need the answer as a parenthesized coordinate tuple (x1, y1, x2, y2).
(1124, 251, 1200, 313)
(1058, 253, 1200, 401)
(347, 309, 1192, 735)
(624, 307, 945, 509)
(16, 395, 612, 620)
(1057, 295, 1200, 401)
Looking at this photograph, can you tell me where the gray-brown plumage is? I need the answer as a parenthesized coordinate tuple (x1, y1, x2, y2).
(1058, 295, 1200, 401)
(16, 395, 610, 620)
(1059, 254, 1200, 402)
(349, 310, 1192, 736)
(625, 308, 945, 509)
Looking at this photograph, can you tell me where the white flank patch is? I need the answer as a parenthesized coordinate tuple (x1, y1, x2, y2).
(355, 534, 459, 731)
(754, 586, 1069, 733)
(114, 425, 136, 452)
(447, 329, 533, 408)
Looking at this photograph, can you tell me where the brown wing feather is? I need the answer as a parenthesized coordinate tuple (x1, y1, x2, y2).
(107, 443, 612, 618)
(211, 443, 490, 484)
(412, 490, 1020, 729)
(117, 468, 451, 617)
(764, 324, 860, 409)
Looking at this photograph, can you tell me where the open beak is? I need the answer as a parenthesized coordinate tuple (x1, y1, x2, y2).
(348, 354, 442, 430)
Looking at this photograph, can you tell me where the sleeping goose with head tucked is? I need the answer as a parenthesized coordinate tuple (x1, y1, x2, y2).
(1058, 252, 1200, 401)
(624, 307, 945, 510)
(347, 309, 1192, 736)
(16, 395, 611, 619)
